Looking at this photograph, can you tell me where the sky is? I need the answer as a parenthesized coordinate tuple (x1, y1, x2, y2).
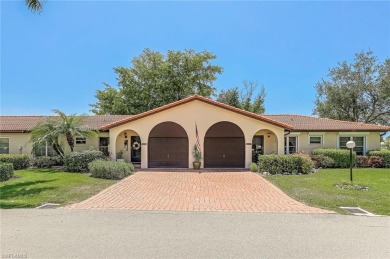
(1, 1, 389, 116)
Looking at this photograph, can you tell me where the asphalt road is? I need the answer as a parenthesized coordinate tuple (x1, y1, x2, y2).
(1, 209, 389, 258)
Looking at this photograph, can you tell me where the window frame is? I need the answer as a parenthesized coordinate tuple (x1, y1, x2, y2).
(0, 137, 10, 154)
(309, 136, 323, 145)
(285, 136, 298, 154)
(338, 136, 366, 155)
(75, 137, 87, 145)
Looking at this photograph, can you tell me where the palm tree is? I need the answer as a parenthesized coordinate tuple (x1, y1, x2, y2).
(31, 118, 65, 157)
(30, 110, 98, 156)
(25, 0, 45, 13)
(51, 109, 98, 152)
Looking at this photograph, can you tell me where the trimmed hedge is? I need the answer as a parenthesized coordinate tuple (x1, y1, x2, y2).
(30, 156, 64, 168)
(64, 150, 104, 172)
(88, 160, 135, 180)
(0, 154, 30, 170)
(250, 162, 258, 172)
(356, 155, 370, 168)
(257, 154, 314, 175)
(312, 149, 356, 168)
(368, 150, 390, 168)
(310, 155, 335, 168)
(0, 163, 14, 181)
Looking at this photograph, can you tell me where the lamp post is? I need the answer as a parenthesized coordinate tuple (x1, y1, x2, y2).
(346, 140, 356, 182)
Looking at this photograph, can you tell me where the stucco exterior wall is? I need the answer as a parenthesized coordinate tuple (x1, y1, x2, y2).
(0, 132, 107, 156)
(294, 131, 381, 154)
(0, 133, 32, 155)
(109, 100, 286, 168)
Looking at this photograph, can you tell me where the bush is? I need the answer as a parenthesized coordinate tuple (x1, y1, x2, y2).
(0, 154, 30, 170)
(257, 154, 314, 175)
(64, 150, 104, 172)
(356, 156, 370, 168)
(312, 149, 356, 168)
(310, 155, 335, 168)
(368, 150, 390, 168)
(88, 160, 135, 180)
(30, 156, 56, 168)
(250, 162, 258, 172)
(0, 163, 14, 181)
(368, 156, 383, 168)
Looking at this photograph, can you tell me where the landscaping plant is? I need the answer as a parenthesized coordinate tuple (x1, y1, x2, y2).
(64, 150, 104, 172)
(0, 154, 30, 170)
(312, 149, 356, 168)
(88, 160, 135, 180)
(0, 163, 14, 181)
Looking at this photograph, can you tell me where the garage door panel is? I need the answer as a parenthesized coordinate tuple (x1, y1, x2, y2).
(149, 137, 188, 168)
(204, 137, 245, 168)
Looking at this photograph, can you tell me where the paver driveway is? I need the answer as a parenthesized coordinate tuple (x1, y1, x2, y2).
(67, 171, 332, 213)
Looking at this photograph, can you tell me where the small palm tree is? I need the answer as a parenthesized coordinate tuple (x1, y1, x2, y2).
(25, 0, 45, 13)
(51, 109, 98, 152)
(31, 118, 64, 157)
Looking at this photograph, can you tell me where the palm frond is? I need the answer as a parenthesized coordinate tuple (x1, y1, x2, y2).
(25, 0, 45, 13)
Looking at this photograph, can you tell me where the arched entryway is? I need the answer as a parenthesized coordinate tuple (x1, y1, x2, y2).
(115, 130, 141, 164)
(204, 121, 245, 168)
(148, 122, 189, 168)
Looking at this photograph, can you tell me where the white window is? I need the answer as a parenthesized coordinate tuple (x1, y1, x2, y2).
(309, 136, 322, 144)
(0, 138, 9, 154)
(285, 136, 298, 154)
(75, 137, 86, 145)
(34, 141, 55, 157)
(339, 136, 365, 155)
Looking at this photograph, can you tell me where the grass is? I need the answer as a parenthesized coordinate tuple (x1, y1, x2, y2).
(267, 168, 390, 215)
(0, 168, 118, 208)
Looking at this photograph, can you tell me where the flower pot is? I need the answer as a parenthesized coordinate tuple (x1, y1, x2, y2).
(193, 161, 201, 169)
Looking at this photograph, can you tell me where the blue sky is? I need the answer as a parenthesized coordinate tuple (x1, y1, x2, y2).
(1, 1, 389, 116)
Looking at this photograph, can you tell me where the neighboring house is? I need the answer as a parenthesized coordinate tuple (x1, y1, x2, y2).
(1, 95, 389, 169)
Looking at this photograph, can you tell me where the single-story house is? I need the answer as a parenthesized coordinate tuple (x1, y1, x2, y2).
(1, 95, 389, 169)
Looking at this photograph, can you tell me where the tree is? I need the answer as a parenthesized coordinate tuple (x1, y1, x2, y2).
(30, 110, 98, 156)
(91, 49, 223, 115)
(217, 80, 266, 114)
(313, 50, 390, 125)
(25, 0, 45, 13)
(31, 118, 65, 157)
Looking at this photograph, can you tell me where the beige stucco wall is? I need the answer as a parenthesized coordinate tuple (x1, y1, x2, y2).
(294, 131, 381, 154)
(0, 132, 107, 156)
(109, 100, 286, 168)
(0, 133, 33, 155)
(115, 130, 138, 163)
(254, 130, 278, 154)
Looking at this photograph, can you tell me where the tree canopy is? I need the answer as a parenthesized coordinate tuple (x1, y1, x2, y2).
(313, 50, 390, 125)
(217, 81, 266, 114)
(25, 0, 45, 13)
(90, 49, 223, 115)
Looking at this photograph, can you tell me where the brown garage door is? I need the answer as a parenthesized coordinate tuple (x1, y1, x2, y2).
(148, 122, 189, 168)
(204, 137, 245, 168)
(149, 137, 188, 168)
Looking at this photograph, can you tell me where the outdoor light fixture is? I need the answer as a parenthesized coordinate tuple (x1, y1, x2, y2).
(267, 133, 271, 138)
(124, 132, 127, 138)
(346, 140, 356, 182)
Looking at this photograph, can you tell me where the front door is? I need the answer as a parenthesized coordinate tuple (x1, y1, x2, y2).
(131, 136, 141, 163)
(252, 136, 264, 163)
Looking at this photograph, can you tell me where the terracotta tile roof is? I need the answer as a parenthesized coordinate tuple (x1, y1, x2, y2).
(100, 95, 294, 130)
(263, 114, 390, 132)
(0, 115, 130, 133)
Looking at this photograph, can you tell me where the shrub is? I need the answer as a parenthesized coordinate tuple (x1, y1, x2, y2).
(367, 150, 390, 168)
(30, 156, 56, 168)
(250, 162, 258, 172)
(88, 160, 135, 180)
(310, 155, 335, 168)
(356, 156, 370, 168)
(0, 154, 30, 170)
(0, 163, 14, 181)
(257, 154, 314, 175)
(64, 150, 104, 172)
(368, 156, 383, 168)
(311, 149, 356, 168)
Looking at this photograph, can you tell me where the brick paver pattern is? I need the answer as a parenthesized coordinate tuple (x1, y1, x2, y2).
(67, 172, 332, 213)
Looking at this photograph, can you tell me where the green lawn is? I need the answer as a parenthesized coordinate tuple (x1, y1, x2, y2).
(267, 168, 390, 215)
(0, 169, 118, 208)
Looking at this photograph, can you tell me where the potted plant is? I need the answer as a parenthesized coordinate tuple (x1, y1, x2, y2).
(192, 144, 202, 169)
(116, 150, 125, 162)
